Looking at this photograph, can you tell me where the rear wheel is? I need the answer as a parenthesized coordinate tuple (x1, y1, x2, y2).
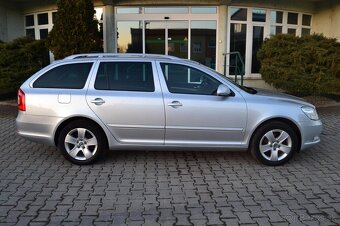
(58, 120, 106, 165)
(250, 121, 298, 166)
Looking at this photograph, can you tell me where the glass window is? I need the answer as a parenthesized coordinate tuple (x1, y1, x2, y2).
(230, 7, 247, 21)
(302, 14, 312, 26)
(301, 28, 311, 37)
(252, 26, 264, 73)
(271, 11, 283, 23)
(252, 8, 266, 22)
(160, 63, 221, 95)
(25, 15, 34, 27)
(117, 21, 143, 53)
(39, 29, 48, 39)
(287, 28, 296, 35)
(33, 63, 93, 89)
(191, 7, 217, 14)
(94, 62, 154, 92)
(26, 29, 35, 38)
(287, 12, 298, 25)
(270, 26, 282, 35)
(191, 21, 216, 69)
(37, 13, 48, 25)
(229, 23, 246, 75)
(117, 7, 141, 14)
(144, 7, 189, 14)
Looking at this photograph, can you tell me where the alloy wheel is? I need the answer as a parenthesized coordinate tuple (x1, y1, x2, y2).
(259, 129, 292, 162)
(64, 128, 98, 161)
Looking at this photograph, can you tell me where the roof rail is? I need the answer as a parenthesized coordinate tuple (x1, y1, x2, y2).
(64, 53, 180, 60)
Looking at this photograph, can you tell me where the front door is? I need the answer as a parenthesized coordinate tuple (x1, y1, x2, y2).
(156, 62, 247, 146)
(86, 60, 165, 144)
(145, 21, 188, 58)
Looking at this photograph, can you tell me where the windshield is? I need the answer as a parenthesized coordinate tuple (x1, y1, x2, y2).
(202, 65, 257, 94)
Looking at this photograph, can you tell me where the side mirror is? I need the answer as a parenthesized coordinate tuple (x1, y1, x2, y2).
(216, 84, 231, 96)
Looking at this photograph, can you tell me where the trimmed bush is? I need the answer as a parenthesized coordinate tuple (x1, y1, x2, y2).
(0, 37, 49, 98)
(257, 34, 340, 96)
(47, 0, 101, 59)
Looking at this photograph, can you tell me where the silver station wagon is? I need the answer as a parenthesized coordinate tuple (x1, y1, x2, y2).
(16, 54, 322, 166)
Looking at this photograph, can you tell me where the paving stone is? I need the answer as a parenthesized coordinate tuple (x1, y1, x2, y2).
(0, 106, 339, 225)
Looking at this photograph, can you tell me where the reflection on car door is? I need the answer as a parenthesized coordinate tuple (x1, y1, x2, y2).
(157, 62, 247, 147)
(86, 61, 165, 144)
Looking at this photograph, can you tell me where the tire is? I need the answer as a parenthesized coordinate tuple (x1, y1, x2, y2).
(58, 120, 106, 165)
(250, 121, 298, 166)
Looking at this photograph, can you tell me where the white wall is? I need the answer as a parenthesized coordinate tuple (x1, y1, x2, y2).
(312, 3, 340, 41)
(7, 9, 24, 40)
(0, 4, 24, 42)
(0, 5, 7, 41)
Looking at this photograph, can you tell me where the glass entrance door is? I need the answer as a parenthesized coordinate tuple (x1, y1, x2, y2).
(145, 21, 188, 58)
(145, 21, 165, 54)
(167, 21, 188, 58)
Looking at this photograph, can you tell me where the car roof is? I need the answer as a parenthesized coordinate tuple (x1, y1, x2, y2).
(63, 53, 181, 61)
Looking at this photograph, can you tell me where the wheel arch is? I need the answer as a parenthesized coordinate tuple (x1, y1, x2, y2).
(248, 117, 302, 152)
(54, 116, 109, 149)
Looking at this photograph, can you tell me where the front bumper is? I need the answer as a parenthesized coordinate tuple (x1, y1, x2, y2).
(299, 119, 322, 150)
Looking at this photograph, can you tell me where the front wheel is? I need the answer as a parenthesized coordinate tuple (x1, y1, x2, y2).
(58, 120, 106, 165)
(250, 121, 299, 166)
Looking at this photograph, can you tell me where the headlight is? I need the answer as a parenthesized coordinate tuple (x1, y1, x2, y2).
(301, 106, 319, 120)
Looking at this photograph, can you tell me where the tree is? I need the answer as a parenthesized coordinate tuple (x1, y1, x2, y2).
(47, 0, 101, 59)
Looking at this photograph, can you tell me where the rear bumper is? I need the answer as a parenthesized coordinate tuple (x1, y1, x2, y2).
(299, 119, 322, 150)
(16, 112, 63, 146)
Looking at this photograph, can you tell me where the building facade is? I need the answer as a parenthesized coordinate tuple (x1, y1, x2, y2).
(0, 0, 339, 88)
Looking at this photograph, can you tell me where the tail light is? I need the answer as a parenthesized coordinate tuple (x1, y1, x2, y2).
(18, 89, 26, 111)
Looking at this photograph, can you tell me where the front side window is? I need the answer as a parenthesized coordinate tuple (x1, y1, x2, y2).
(160, 63, 221, 95)
(33, 63, 93, 89)
(94, 62, 154, 92)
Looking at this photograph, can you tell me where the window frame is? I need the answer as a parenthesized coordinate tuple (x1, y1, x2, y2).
(24, 7, 105, 50)
(114, 6, 218, 69)
(227, 6, 313, 78)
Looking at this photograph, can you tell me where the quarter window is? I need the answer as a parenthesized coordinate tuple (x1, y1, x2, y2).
(160, 63, 221, 95)
(33, 63, 93, 89)
(94, 62, 154, 92)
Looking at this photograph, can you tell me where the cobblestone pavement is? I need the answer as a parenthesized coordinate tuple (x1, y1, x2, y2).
(0, 105, 339, 226)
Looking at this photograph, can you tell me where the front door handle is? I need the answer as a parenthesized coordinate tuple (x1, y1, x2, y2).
(90, 98, 105, 105)
(168, 101, 183, 108)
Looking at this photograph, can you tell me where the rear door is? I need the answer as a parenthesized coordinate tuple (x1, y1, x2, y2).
(86, 60, 165, 144)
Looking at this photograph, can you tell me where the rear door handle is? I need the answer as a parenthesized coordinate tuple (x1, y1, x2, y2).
(168, 101, 183, 108)
(90, 98, 105, 105)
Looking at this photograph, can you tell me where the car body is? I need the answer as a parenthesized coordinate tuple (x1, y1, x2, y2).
(16, 53, 322, 165)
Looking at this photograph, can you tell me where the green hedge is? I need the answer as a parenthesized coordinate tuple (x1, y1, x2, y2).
(257, 34, 340, 96)
(0, 37, 49, 98)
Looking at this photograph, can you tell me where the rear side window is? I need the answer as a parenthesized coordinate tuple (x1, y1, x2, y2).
(33, 63, 93, 89)
(94, 62, 154, 92)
